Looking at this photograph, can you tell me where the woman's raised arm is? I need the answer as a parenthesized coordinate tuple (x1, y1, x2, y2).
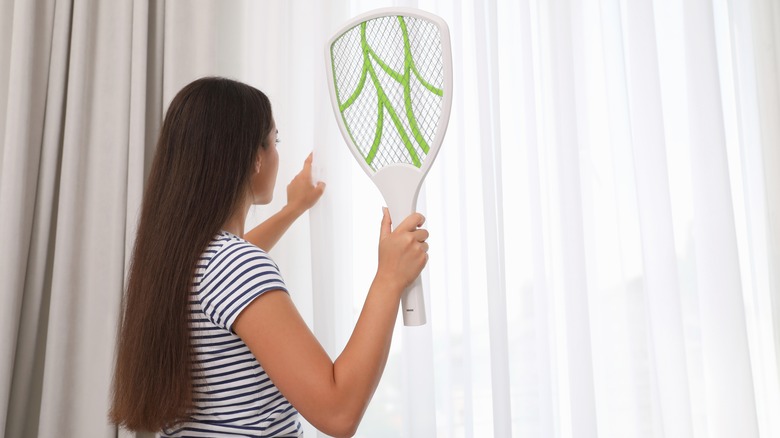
(244, 153, 325, 251)
(234, 210, 428, 437)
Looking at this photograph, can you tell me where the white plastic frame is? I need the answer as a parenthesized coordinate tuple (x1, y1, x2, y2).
(325, 7, 453, 326)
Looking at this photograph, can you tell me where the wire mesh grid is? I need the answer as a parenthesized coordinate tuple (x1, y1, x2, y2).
(330, 15, 444, 172)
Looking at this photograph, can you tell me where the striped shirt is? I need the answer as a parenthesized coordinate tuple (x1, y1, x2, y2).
(161, 231, 302, 437)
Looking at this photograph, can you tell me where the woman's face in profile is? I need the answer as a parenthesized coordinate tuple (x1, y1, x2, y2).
(250, 125, 279, 205)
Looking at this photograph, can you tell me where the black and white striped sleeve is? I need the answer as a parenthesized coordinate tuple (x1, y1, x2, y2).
(197, 240, 288, 333)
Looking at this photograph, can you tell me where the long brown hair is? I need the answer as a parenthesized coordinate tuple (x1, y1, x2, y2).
(110, 77, 274, 431)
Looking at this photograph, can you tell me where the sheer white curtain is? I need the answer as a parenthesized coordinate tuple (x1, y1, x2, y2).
(209, 0, 779, 437)
(2, 0, 778, 437)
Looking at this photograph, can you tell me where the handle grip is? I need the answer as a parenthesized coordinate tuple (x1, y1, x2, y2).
(401, 275, 426, 326)
(372, 164, 428, 326)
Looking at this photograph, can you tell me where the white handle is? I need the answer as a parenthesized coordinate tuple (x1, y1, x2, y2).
(372, 164, 428, 327)
(401, 275, 426, 326)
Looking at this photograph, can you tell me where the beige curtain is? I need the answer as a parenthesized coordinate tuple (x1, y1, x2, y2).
(0, 0, 164, 436)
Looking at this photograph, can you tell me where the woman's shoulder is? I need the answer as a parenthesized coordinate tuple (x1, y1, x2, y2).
(195, 232, 287, 331)
(203, 231, 280, 276)
(211, 231, 271, 257)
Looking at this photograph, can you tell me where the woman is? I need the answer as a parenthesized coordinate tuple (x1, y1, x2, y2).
(110, 77, 429, 437)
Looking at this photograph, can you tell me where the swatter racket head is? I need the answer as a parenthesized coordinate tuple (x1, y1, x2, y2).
(325, 8, 453, 179)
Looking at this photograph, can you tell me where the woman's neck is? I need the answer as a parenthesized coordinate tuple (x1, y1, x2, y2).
(222, 200, 251, 237)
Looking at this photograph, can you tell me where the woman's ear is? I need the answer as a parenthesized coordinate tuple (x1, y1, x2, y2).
(255, 155, 262, 173)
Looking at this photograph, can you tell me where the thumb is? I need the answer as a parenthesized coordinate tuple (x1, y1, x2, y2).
(380, 207, 392, 239)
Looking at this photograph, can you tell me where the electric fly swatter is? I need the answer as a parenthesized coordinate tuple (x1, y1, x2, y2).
(326, 8, 452, 326)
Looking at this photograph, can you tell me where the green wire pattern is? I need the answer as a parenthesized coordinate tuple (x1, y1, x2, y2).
(331, 16, 444, 170)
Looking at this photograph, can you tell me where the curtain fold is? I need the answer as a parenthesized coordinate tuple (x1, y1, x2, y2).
(1, 0, 163, 436)
(546, 0, 599, 435)
(750, 2, 780, 400)
(615, 0, 694, 435)
(727, 0, 780, 436)
(1, 0, 66, 435)
(472, 0, 512, 436)
(507, 0, 557, 435)
(683, 0, 759, 436)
